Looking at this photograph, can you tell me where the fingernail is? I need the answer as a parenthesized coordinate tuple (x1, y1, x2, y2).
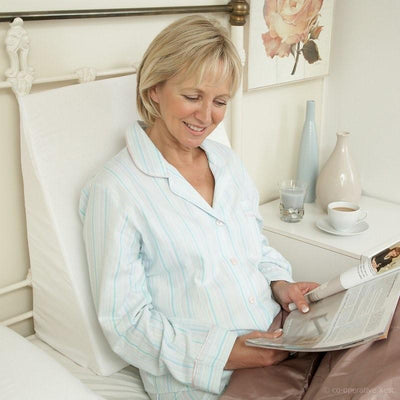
(273, 328, 283, 335)
(301, 305, 309, 313)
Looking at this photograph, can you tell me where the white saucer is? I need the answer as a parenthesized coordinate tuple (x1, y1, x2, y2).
(316, 216, 369, 236)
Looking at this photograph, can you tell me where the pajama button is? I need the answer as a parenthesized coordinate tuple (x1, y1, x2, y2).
(248, 296, 256, 304)
(230, 258, 238, 265)
(216, 220, 224, 226)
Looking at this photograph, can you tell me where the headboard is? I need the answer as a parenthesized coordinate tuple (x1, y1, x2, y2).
(0, 1, 249, 338)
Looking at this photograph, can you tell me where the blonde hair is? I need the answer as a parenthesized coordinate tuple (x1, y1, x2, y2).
(136, 15, 242, 127)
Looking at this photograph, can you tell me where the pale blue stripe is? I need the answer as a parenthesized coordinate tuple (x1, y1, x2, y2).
(207, 330, 228, 391)
(224, 207, 271, 319)
(152, 178, 193, 318)
(218, 203, 259, 327)
(90, 185, 99, 301)
(153, 177, 216, 319)
(183, 203, 238, 329)
(105, 159, 177, 316)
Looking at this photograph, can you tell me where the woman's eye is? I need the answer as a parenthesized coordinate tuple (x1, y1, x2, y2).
(183, 95, 198, 101)
(214, 100, 227, 107)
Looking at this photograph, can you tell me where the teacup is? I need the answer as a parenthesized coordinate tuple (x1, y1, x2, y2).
(327, 201, 367, 232)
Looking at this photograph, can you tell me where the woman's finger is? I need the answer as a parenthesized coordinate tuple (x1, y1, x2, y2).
(244, 329, 283, 340)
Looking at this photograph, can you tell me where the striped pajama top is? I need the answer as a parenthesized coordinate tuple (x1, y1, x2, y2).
(79, 121, 292, 399)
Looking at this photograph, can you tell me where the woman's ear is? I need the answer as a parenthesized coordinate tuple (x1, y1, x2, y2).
(149, 86, 159, 103)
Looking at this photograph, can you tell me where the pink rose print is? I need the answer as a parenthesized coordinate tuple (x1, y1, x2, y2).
(262, 0, 324, 75)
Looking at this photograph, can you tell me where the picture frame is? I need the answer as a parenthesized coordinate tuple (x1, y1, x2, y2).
(247, 0, 335, 90)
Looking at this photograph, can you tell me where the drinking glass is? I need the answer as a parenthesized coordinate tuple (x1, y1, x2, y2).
(279, 180, 307, 223)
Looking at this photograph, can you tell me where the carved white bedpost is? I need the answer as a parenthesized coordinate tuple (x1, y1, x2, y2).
(229, 0, 249, 159)
(5, 18, 35, 96)
(75, 67, 98, 83)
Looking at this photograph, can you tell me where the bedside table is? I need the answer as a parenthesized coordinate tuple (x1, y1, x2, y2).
(259, 196, 400, 283)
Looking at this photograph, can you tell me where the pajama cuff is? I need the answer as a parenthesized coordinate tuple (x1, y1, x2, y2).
(192, 326, 237, 394)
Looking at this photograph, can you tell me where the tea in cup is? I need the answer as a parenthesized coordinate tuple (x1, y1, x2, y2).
(327, 201, 367, 231)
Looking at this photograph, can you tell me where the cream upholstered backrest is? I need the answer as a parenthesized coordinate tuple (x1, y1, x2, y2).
(18, 74, 231, 375)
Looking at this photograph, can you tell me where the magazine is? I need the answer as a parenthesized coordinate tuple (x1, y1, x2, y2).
(246, 240, 400, 352)
(289, 240, 400, 310)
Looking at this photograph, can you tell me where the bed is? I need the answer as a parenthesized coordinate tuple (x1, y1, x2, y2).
(1, 2, 400, 399)
(0, 3, 248, 399)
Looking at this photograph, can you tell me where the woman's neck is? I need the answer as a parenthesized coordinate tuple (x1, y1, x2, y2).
(146, 120, 203, 168)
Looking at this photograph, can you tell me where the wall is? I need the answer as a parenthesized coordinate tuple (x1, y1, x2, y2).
(0, 0, 324, 334)
(244, 79, 323, 202)
(321, 0, 400, 204)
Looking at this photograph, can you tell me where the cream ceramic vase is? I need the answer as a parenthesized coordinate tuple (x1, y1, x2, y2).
(316, 131, 361, 211)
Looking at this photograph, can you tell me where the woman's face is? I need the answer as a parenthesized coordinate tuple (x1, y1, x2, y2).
(393, 248, 400, 257)
(150, 69, 231, 149)
(387, 248, 400, 258)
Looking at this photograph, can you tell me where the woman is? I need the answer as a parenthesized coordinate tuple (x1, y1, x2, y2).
(372, 246, 400, 272)
(80, 15, 318, 399)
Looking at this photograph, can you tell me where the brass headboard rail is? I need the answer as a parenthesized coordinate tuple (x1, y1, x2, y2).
(0, 1, 249, 26)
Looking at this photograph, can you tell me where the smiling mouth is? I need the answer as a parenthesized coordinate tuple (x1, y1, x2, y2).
(183, 121, 207, 133)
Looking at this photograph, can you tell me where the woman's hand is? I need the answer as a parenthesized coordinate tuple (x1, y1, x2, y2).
(225, 330, 288, 370)
(271, 280, 320, 313)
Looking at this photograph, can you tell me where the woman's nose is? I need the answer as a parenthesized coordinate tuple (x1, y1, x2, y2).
(195, 101, 212, 124)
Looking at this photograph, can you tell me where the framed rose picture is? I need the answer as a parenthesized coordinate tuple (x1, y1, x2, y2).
(247, 0, 335, 89)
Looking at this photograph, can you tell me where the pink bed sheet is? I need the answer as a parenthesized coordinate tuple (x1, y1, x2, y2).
(222, 302, 400, 400)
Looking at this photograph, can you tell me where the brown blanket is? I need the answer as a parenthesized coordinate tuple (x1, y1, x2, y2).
(221, 302, 400, 400)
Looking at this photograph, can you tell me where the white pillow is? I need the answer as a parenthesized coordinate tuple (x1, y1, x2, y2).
(0, 326, 101, 400)
(18, 74, 231, 376)
(19, 75, 135, 375)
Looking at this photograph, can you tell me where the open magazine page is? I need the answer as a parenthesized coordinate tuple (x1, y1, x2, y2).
(247, 270, 400, 352)
(320, 271, 400, 348)
(288, 240, 400, 311)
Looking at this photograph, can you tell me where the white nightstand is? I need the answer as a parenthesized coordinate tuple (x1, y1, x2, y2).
(259, 196, 400, 283)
